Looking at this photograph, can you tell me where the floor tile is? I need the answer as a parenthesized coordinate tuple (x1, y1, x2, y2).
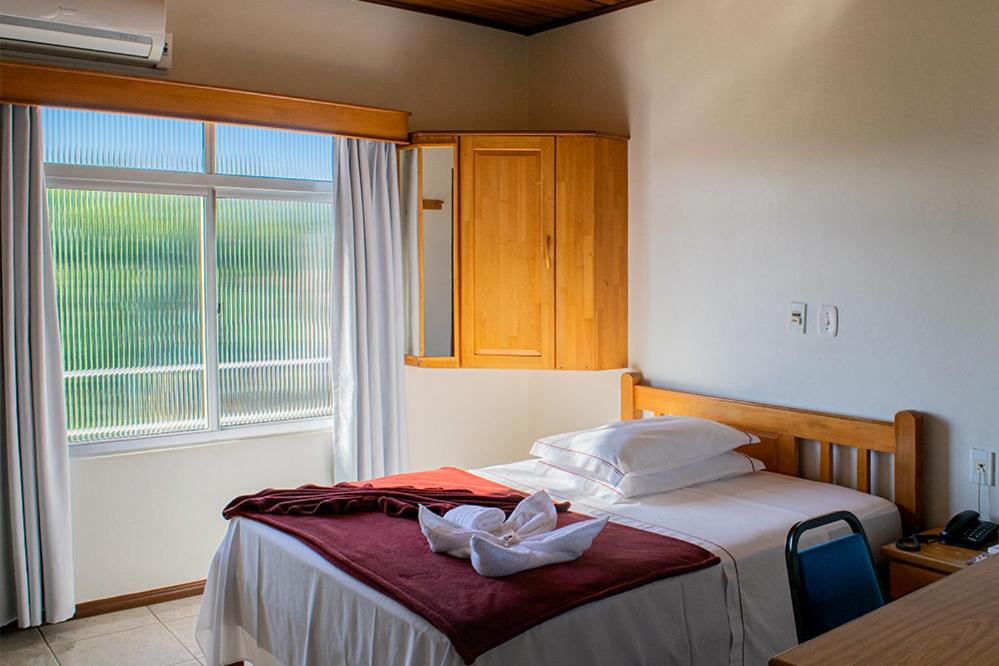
(0, 628, 58, 666)
(148, 595, 204, 622)
(47, 622, 192, 666)
(163, 614, 203, 658)
(40, 606, 157, 646)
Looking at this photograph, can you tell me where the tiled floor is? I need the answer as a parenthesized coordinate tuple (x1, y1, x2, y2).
(1, 595, 204, 666)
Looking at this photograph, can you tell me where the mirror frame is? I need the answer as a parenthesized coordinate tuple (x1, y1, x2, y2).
(399, 142, 460, 368)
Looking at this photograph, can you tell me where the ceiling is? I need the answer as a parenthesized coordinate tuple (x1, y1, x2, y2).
(357, 0, 653, 35)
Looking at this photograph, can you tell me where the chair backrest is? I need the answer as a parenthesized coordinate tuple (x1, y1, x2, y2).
(785, 511, 885, 643)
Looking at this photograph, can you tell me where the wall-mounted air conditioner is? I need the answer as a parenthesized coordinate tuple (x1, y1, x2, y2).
(0, 0, 170, 70)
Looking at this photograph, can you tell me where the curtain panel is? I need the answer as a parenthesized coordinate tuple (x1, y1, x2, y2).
(332, 138, 408, 482)
(1, 105, 75, 626)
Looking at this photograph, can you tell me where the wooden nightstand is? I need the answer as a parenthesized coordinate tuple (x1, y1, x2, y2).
(881, 530, 980, 599)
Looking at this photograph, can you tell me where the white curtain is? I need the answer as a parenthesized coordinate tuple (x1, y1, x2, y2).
(332, 138, 408, 482)
(1, 105, 75, 627)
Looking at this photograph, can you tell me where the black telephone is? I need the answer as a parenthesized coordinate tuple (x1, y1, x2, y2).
(940, 510, 999, 549)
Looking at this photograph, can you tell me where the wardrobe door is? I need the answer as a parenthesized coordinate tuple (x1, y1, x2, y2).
(555, 136, 628, 369)
(459, 136, 555, 368)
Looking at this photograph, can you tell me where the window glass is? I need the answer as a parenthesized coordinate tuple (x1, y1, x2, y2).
(42, 108, 204, 172)
(216, 198, 334, 426)
(215, 124, 333, 181)
(48, 189, 207, 442)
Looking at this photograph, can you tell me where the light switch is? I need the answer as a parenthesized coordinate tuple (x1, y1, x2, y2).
(789, 302, 806, 334)
(819, 305, 838, 337)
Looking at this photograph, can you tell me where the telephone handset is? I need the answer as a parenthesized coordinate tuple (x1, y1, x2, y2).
(940, 510, 999, 549)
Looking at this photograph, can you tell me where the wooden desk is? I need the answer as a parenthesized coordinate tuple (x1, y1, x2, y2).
(770, 554, 999, 665)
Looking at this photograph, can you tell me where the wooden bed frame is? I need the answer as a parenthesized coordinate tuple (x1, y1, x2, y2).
(620, 372, 924, 533)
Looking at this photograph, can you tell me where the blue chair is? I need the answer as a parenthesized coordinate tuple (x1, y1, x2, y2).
(784, 511, 885, 643)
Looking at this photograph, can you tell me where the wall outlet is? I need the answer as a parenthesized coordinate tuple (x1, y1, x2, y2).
(789, 302, 807, 334)
(970, 448, 995, 485)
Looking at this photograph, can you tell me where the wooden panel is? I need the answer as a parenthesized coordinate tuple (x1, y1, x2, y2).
(554, 136, 627, 370)
(631, 384, 897, 453)
(771, 556, 999, 665)
(819, 441, 833, 483)
(776, 434, 800, 476)
(73, 580, 204, 619)
(888, 562, 946, 600)
(405, 355, 460, 368)
(0, 62, 409, 143)
(411, 130, 630, 141)
(592, 137, 629, 368)
(410, 133, 461, 145)
(358, 1, 653, 35)
(856, 448, 871, 493)
(620, 371, 643, 420)
(554, 136, 595, 368)
(619, 372, 924, 533)
(895, 410, 924, 531)
(459, 136, 555, 368)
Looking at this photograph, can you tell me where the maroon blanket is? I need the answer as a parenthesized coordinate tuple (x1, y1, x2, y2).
(223, 484, 566, 520)
(225, 468, 720, 664)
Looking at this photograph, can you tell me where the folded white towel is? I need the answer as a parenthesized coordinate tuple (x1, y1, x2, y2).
(443, 505, 506, 532)
(418, 490, 608, 577)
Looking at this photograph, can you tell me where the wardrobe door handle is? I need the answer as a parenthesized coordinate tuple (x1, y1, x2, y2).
(545, 235, 552, 270)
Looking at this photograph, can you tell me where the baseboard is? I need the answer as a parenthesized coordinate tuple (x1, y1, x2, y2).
(74, 580, 206, 619)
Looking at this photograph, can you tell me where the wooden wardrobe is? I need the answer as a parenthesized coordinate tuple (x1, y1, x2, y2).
(407, 131, 627, 371)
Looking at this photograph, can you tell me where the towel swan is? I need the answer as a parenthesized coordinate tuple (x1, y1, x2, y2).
(418, 490, 608, 577)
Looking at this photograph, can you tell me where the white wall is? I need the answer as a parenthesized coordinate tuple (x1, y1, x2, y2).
(70, 432, 333, 601)
(164, 0, 529, 130)
(405, 368, 623, 472)
(528, 0, 999, 526)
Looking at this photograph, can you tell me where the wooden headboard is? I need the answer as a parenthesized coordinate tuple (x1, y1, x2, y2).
(620, 372, 924, 533)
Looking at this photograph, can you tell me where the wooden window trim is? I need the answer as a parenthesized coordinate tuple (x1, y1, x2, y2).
(0, 62, 409, 143)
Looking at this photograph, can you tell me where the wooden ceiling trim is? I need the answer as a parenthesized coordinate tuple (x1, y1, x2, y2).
(359, 0, 655, 35)
(532, 0, 653, 33)
(361, 0, 543, 32)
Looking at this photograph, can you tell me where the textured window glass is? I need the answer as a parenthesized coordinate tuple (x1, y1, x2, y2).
(42, 107, 204, 172)
(216, 198, 334, 426)
(215, 124, 333, 181)
(48, 189, 207, 442)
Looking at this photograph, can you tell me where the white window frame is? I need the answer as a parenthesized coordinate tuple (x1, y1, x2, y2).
(45, 126, 336, 458)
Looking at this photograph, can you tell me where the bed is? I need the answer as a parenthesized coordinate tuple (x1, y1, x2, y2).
(196, 372, 923, 666)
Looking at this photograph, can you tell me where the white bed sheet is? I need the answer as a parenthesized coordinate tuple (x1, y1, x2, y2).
(196, 462, 900, 666)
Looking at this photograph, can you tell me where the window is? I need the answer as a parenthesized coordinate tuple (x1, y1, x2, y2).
(42, 108, 336, 448)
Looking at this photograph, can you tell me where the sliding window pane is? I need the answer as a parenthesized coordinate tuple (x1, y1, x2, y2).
(42, 107, 204, 172)
(216, 198, 334, 426)
(48, 189, 207, 442)
(215, 124, 333, 181)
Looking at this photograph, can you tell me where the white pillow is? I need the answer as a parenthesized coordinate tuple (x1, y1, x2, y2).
(537, 451, 765, 502)
(530, 416, 759, 486)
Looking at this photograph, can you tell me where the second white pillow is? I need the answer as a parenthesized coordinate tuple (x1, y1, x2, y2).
(530, 415, 759, 485)
(536, 451, 765, 501)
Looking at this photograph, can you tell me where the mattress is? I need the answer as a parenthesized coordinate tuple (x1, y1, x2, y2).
(196, 461, 900, 666)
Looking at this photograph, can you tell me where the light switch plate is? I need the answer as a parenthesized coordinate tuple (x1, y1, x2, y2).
(819, 305, 838, 337)
(971, 448, 995, 485)
(789, 302, 807, 334)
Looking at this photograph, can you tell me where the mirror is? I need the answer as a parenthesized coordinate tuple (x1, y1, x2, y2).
(400, 144, 457, 365)
(401, 147, 420, 356)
